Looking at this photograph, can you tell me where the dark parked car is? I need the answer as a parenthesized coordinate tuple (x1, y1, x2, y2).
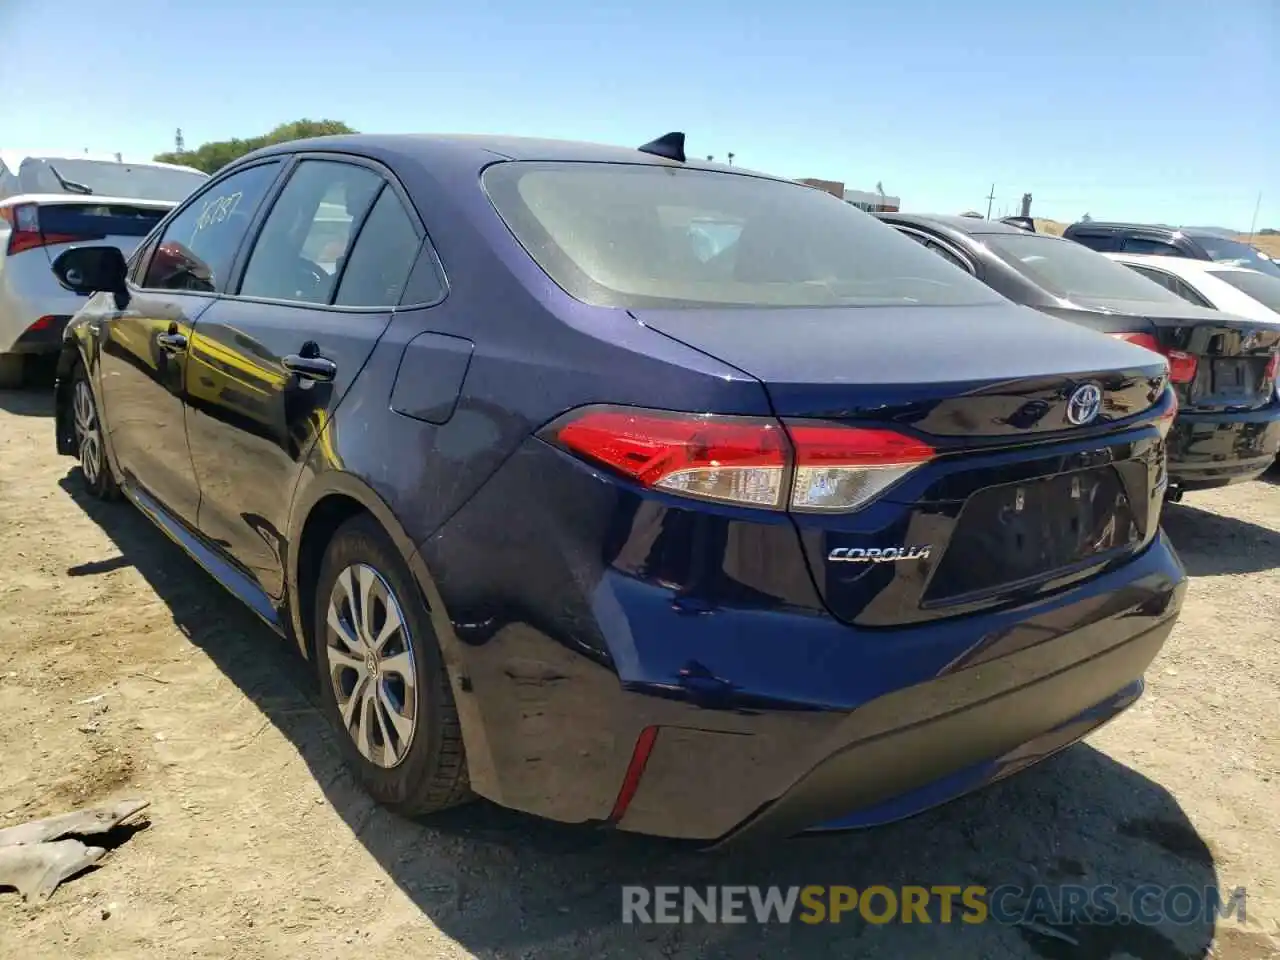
(1062, 221, 1280, 279)
(879, 213, 1280, 494)
(49, 134, 1185, 845)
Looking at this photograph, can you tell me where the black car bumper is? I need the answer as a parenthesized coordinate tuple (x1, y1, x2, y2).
(1167, 405, 1280, 488)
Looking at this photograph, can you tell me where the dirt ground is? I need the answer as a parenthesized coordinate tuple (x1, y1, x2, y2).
(1, 386, 1278, 960)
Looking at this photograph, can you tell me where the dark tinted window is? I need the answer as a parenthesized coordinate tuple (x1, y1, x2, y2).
(984, 233, 1187, 303)
(142, 162, 281, 292)
(1122, 237, 1182, 256)
(1207, 269, 1280, 313)
(334, 188, 423, 307)
(240, 160, 382, 304)
(1068, 232, 1120, 252)
(484, 162, 1003, 308)
(1125, 265, 1213, 308)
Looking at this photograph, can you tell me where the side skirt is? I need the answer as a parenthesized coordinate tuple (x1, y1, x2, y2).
(124, 481, 285, 636)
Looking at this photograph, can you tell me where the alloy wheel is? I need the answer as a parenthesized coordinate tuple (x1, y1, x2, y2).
(324, 563, 418, 768)
(73, 379, 102, 487)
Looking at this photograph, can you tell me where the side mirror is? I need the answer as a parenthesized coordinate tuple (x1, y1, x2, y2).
(52, 246, 130, 309)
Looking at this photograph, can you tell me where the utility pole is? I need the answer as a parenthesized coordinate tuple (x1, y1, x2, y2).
(985, 184, 996, 220)
(1248, 191, 1262, 242)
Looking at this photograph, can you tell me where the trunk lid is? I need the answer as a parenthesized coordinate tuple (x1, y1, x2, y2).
(633, 302, 1173, 626)
(1057, 297, 1280, 412)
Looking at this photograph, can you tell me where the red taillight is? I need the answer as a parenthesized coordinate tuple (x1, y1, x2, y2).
(0, 203, 90, 256)
(27, 315, 56, 332)
(1110, 331, 1197, 384)
(1265, 350, 1279, 382)
(609, 725, 659, 822)
(545, 405, 935, 512)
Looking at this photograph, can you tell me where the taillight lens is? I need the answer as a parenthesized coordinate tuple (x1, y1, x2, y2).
(786, 423, 935, 512)
(0, 202, 90, 256)
(544, 406, 935, 513)
(1265, 350, 1278, 382)
(1110, 331, 1197, 384)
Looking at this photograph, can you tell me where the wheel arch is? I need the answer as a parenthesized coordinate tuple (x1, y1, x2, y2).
(285, 469, 497, 796)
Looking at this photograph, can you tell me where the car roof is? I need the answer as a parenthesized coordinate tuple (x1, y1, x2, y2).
(235, 132, 773, 179)
(877, 211, 1052, 237)
(1105, 253, 1264, 275)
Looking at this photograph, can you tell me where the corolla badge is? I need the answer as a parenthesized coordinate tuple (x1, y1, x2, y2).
(1066, 383, 1103, 426)
(828, 546, 932, 563)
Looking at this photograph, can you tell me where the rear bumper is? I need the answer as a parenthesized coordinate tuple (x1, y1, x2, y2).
(1168, 405, 1280, 488)
(0, 251, 86, 355)
(428, 515, 1186, 842)
(6, 314, 71, 354)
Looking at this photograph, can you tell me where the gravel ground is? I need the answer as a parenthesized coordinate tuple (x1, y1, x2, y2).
(0, 386, 1277, 960)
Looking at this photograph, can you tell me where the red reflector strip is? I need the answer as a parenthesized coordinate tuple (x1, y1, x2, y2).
(786, 423, 935, 466)
(609, 725, 659, 822)
(28, 315, 56, 332)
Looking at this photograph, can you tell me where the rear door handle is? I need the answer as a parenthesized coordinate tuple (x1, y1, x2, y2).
(156, 332, 187, 353)
(282, 353, 337, 382)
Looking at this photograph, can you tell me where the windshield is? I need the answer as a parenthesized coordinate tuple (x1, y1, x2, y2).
(18, 158, 208, 203)
(1190, 235, 1280, 277)
(1207, 269, 1280, 315)
(483, 162, 1004, 309)
(984, 232, 1188, 304)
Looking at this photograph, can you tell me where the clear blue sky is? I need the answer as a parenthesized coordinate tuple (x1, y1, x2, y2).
(2, 0, 1276, 229)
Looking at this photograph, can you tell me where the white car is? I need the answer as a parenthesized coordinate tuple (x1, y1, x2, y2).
(0, 152, 208, 386)
(1105, 252, 1280, 324)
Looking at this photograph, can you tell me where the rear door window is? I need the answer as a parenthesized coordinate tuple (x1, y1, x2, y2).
(483, 162, 1003, 309)
(1122, 237, 1182, 256)
(238, 160, 382, 305)
(1067, 232, 1120, 253)
(142, 161, 282, 293)
(1126, 264, 1214, 308)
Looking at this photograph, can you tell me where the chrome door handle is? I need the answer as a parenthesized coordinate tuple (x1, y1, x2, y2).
(282, 353, 337, 382)
(156, 332, 187, 352)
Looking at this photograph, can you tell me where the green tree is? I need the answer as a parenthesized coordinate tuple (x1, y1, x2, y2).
(154, 119, 357, 174)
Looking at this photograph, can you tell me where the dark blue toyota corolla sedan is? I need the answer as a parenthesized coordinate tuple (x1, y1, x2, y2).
(48, 132, 1186, 844)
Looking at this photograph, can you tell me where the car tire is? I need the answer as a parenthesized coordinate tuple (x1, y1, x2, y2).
(0, 354, 24, 389)
(312, 514, 472, 815)
(70, 363, 120, 500)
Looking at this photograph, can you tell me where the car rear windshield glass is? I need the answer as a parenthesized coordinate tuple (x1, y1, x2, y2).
(1207, 269, 1280, 314)
(984, 233, 1187, 303)
(19, 159, 208, 203)
(1191, 236, 1280, 277)
(482, 162, 1004, 308)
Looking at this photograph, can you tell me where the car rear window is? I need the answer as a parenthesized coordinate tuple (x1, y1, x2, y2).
(1206, 269, 1280, 314)
(18, 158, 208, 203)
(984, 233, 1187, 304)
(482, 162, 1003, 309)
